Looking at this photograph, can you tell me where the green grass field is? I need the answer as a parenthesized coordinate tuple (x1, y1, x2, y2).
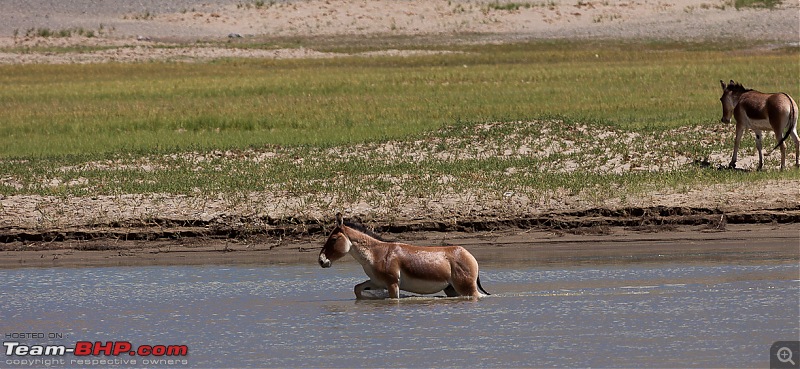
(2, 41, 797, 158)
(1, 40, 798, 208)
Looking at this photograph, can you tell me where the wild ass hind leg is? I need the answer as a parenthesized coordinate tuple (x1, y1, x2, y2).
(787, 129, 800, 169)
(443, 285, 459, 297)
(451, 279, 482, 300)
(387, 283, 400, 299)
(794, 132, 800, 168)
(769, 126, 789, 171)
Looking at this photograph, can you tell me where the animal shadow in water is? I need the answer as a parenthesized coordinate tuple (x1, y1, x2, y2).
(354, 288, 481, 303)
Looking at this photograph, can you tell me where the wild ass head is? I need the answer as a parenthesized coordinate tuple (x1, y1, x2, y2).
(719, 79, 750, 123)
(319, 213, 351, 268)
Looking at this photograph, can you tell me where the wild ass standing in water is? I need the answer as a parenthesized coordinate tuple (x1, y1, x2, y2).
(319, 213, 490, 299)
(719, 80, 798, 171)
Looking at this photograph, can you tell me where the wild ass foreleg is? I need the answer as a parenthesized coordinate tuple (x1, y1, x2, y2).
(354, 280, 383, 299)
(729, 125, 745, 169)
(755, 131, 764, 171)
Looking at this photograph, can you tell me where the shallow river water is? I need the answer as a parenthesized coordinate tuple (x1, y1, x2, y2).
(2, 261, 798, 368)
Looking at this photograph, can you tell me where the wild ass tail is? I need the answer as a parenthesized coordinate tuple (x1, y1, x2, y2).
(477, 276, 491, 296)
(768, 93, 797, 155)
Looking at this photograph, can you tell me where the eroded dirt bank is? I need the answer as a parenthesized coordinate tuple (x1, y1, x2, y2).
(2, 210, 798, 269)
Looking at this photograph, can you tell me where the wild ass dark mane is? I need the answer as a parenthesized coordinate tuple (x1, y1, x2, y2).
(725, 81, 752, 93)
(342, 221, 388, 242)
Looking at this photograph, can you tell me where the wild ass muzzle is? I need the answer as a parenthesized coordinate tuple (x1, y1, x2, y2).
(719, 80, 799, 171)
(319, 213, 490, 300)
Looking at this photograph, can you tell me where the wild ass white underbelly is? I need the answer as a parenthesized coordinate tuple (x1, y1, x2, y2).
(357, 257, 450, 294)
(356, 252, 450, 294)
(399, 274, 449, 294)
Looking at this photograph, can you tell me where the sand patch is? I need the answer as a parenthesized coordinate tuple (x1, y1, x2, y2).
(0, 0, 797, 64)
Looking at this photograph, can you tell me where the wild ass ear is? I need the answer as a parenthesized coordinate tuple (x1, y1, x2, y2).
(335, 212, 344, 227)
(720, 80, 726, 90)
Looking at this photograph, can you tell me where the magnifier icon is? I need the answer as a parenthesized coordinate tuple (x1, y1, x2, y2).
(777, 347, 796, 365)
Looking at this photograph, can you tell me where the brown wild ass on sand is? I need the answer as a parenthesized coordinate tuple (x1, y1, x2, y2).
(319, 213, 490, 300)
(719, 80, 798, 171)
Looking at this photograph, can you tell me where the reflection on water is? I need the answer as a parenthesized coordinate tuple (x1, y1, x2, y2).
(2, 263, 798, 368)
